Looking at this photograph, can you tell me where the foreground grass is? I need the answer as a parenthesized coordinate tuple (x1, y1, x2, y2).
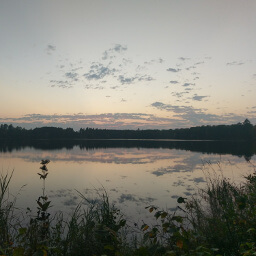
(0, 161, 256, 256)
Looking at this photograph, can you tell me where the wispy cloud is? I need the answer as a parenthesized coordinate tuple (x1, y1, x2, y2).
(150, 101, 248, 126)
(137, 75, 154, 82)
(65, 72, 79, 81)
(50, 80, 73, 89)
(194, 61, 204, 65)
(171, 91, 189, 98)
(84, 84, 104, 90)
(152, 164, 190, 176)
(118, 193, 156, 204)
(46, 44, 56, 55)
(144, 58, 164, 65)
(170, 80, 179, 84)
(118, 74, 154, 85)
(179, 57, 190, 61)
(182, 83, 195, 87)
(226, 61, 244, 66)
(84, 63, 116, 80)
(192, 94, 209, 101)
(102, 44, 127, 60)
(118, 75, 136, 84)
(49, 44, 157, 90)
(0, 113, 176, 130)
(167, 68, 181, 72)
(186, 66, 196, 71)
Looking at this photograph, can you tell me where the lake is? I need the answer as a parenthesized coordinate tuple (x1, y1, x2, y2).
(0, 140, 255, 223)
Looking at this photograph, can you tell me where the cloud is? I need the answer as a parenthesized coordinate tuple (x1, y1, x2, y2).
(114, 44, 127, 52)
(179, 57, 190, 61)
(192, 94, 209, 101)
(170, 80, 179, 84)
(150, 101, 235, 126)
(152, 164, 190, 176)
(0, 112, 177, 130)
(52, 44, 154, 89)
(71, 67, 83, 72)
(84, 84, 104, 90)
(46, 44, 56, 55)
(186, 66, 196, 71)
(3, 108, 253, 132)
(226, 61, 244, 66)
(102, 44, 127, 60)
(50, 80, 73, 89)
(84, 63, 116, 80)
(182, 83, 195, 87)
(167, 68, 181, 72)
(118, 193, 156, 204)
(194, 61, 204, 65)
(158, 58, 164, 63)
(65, 72, 79, 81)
(122, 58, 133, 65)
(118, 74, 154, 85)
(191, 177, 205, 184)
(171, 91, 189, 98)
(118, 194, 138, 203)
(118, 75, 136, 84)
(137, 75, 154, 82)
(144, 58, 164, 65)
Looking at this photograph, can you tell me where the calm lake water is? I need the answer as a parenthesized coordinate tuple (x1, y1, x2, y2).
(1, 140, 256, 223)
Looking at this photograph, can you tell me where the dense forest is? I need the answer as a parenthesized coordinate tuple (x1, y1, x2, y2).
(0, 119, 255, 141)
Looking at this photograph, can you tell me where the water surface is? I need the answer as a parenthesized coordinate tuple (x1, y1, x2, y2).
(1, 140, 255, 223)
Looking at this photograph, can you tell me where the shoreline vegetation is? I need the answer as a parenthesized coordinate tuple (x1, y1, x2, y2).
(0, 160, 256, 255)
(0, 119, 255, 141)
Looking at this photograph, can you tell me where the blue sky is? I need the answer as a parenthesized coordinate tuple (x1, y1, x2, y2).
(0, 0, 256, 130)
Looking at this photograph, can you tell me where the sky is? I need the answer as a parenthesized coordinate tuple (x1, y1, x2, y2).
(0, 0, 256, 130)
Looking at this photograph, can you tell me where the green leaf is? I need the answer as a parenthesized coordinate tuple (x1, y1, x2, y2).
(177, 197, 186, 204)
(41, 201, 51, 211)
(154, 211, 162, 219)
(171, 216, 183, 223)
(161, 212, 168, 218)
(37, 201, 43, 208)
(40, 159, 50, 165)
(119, 219, 126, 227)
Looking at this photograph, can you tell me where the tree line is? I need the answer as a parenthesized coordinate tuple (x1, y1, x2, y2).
(0, 119, 255, 141)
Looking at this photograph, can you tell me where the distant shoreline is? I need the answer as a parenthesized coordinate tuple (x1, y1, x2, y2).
(1, 119, 255, 141)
